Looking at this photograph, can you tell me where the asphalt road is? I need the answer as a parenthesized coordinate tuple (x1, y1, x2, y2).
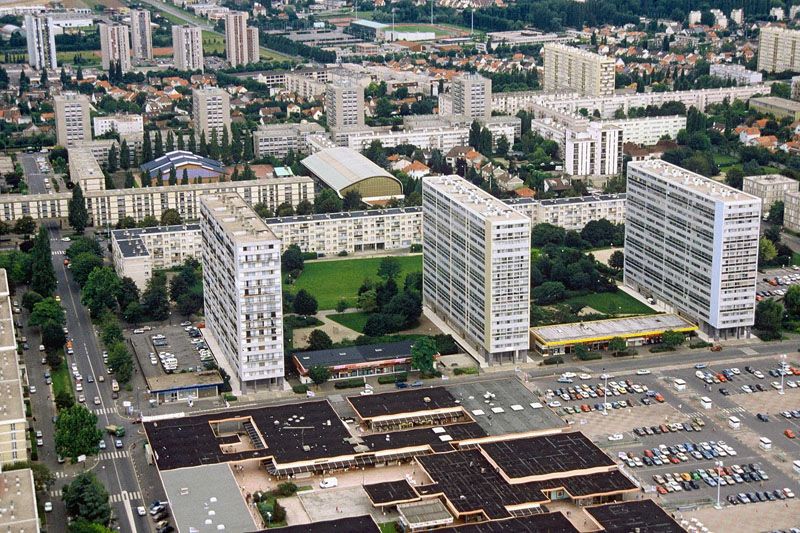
(18, 153, 54, 195)
(44, 223, 152, 532)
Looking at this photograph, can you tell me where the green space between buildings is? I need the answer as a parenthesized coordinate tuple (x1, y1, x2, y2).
(328, 311, 371, 333)
(562, 291, 656, 316)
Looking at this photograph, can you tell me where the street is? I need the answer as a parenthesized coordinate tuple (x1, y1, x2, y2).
(17, 152, 58, 196)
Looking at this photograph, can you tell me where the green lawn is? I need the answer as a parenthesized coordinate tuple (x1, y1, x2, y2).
(52, 363, 73, 402)
(202, 31, 226, 54)
(329, 311, 371, 333)
(792, 252, 800, 266)
(56, 50, 101, 66)
(713, 153, 738, 166)
(392, 23, 468, 37)
(287, 255, 422, 310)
(563, 291, 656, 316)
(378, 522, 398, 533)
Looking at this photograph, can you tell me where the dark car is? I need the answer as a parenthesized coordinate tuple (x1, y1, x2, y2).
(689, 480, 700, 490)
(719, 388, 730, 395)
(757, 413, 770, 422)
(395, 381, 408, 389)
(755, 383, 766, 392)
(728, 494, 739, 505)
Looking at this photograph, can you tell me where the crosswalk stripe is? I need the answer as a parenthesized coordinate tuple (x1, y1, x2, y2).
(94, 407, 116, 415)
(50, 489, 62, 497)
(51, 250, 65, 255)
(110, 491, 141, 503)
(98, 450, 129, 461)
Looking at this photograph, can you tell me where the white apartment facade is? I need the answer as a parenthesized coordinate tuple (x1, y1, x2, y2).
(99, 23, 131, 72)
(742, 174, 798, 214)
(531, 118, 622, 177)
(93, 114, 144, 136)
(172, 25, 204, 72)
(225, 11, 259, 67)
(192, 87, 231, 139)
(599, 115, 687, 145)
(111, 224, 201, 289)
(24, 14, 57, 70)
(624, 160, 761, 339)
(758, 27, 800, 73)
(783, 190, 800, 233)
(253, 122, 326, 158)
(325, 78, 365, 130)
(54, 92, 92, 146)
(451, 73, 492, 121)
(130, 9, 153, 60)
(543, 43, 615, 97)
(266, 207, 422, 255)
(0, 270, 29, 466)
(709, 63, 763, 85)
(423, 175, 530, 366)
(201, 193, 284, 392)
(505, 193, 626, 230)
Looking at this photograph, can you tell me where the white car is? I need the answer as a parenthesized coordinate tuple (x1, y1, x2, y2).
(319, 477, 338, 489)
(44, 502, 52, 512)
(61, 237, 70, 242)
(29, 386, 36, 394)
(93, 396, 101, 405)
(600, 373, 613, 380)
(608, 433, 624, 441)
(784, 488, 795, 498)
(730, 367, 741, 375)
(78, 394, 85, 403)
(98, 440, 106, 450)
(137, 506, 146, 516)
(578, 373, 592, 380)
(562, 372, 577, 379)
(360, 389, 373, 395)
(76, 383, 83, 392)
(636, 369, 651, 375)
(754, 370, 765, 379)
(547, 400, 562, 408)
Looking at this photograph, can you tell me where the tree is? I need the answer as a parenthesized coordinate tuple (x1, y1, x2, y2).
(106, 144, 118, 173)
(532, 281, 566, 304)
(661, 330, 685, 348)
(314, 189, 343, 214)
(181, 168, 189, 185)
(117, 276, 140, 311)
(468, 121, 482, 149)
(282, 245, 304, 273)
(495, 135, 509, 156)
(785, 285, 800, 318)
(107, 341, 133, 383)
(67, 236, 103, 260)
(253, 203, 273, 218)
(31, 227, 57, 296)
(55, 405, 104, 462)
(69, 519, 115, 533)
(42, 321, 67, 352)
(13, 216, 36, 235)
(62, 472, 111, 525)
(142, 131, 153, 163)
(411, 337, 437, 374)
(166, 130, 175, 153)
(363, 313, 404, 337)
(342, 190, 363, 211)
(81, 267, 121, 318)
(531, 223, 566, 247)
(307, 329, 333, 351)
(295, 200, 313, 215)
(759, 237, 777, 266)
(292, 289, 318, 315)
(755, 299, 783, 339)
(608, 250, 624, 270)
(767, 201, 784, 225)
(141, 272, 170, 321)
(377, 256, 401, 281)
(161, 208, 182, 225)
(119, 139, 130, 169)
(276, 202, 294, 216)
(357, 289, 378, 313)
(168, 165, 177, 185)
(154, 130, 164, 158)
(55, 390, 74, 410)
(68, 184, 89, 234)
(336, 299, 348, 313)
(22, 290, 43, 312)
(70, 253, 104, 286)
(122, 301, 143, 324)
(308, 365, 331, 386)
(176, 292, 203, 316)
(384, 290, 422, 329)
(30, 298, 65, 327)
(608, 336, 627, 355)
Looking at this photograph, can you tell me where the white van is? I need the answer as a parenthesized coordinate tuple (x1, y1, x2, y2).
(793, 460, 800, 474)
(673, 378, 687, 391)
(700, 396, 712, 409)
(728, 416, 740, 429)
(759, 437, 772, 450)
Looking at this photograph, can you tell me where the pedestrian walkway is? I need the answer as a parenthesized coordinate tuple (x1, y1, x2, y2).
(110, 490, 141, 503)
(683, 406, 745, 419)
(54, 471, 74, 480)
(98, 450, 129, 461)
(49, 489, 62, 498)
(93, 407, 117, 415)
(51, 250, 65, 255)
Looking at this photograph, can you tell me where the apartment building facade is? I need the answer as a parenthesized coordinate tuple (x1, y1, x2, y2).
(111, 224, 202, 289)
(201, 193, 284, 392)
(54, 92, 91, 146)
(253, 122, 326, 158)
(93, 114, 144, 136)
(531, 118, 622, 177)
(742, 174, 798, 214)
(451, 73, 492, 121)
(192, 87, 231, 139)
(783, 190, 800, 233)
(130, 9, 153, 60)
(624, 160, 761, 339)
(24, 14, 57, 70)
(599, 115, 687, 146)
(99, 23, 131, 72)
(324, 78, 365, 130)
(505, 193, 626, 230)
(423, 175, 530, 366)
(709, 63, 763, 85)
(172, 25, 204, 72)
(543, 43, 615, 97)
(758, 27, 800, 73)
(225, 12, 259, 67)
(0, 270, 29, 466)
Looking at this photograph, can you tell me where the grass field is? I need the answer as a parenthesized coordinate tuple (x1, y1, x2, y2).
(52, 363, 73, 403)
(202, 31, 226, 54)
(287, 255, 422, 310)
(720, 163, 782, 175)
(563, 291, 656, 316)
(392, 23, 469, 37)
(56, 50, 101, 66)
(329, 311, 370, 333)
(713, 153, 738, 166)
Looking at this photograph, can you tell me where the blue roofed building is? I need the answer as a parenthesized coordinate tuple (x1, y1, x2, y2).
(140, 150, 226, 184)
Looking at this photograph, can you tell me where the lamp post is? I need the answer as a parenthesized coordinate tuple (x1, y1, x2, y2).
(779, 354, 787, 395)
(714, 460, 723, 509)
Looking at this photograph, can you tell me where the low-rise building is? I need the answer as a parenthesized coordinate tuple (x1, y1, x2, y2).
(749, 96, 800, 121)
(111, 224, 202, 289)
(93, 114, 144, 136)
(140, 151, 226, 184)
(253, 122, 326, 158)
(68, 146, 106, 192)
(265, 207, 422, 255)
(742, 174, 798, 214)
(783, 190, 800, 232)
(293, 340, 416, 383)
(599, 115, 686, 146)
(506, 193, 626, 230)
(709, 63, 763, 85)
(301, 147, 403, 204)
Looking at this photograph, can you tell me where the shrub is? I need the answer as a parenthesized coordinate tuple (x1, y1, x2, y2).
(223, 393, 237, 402)
(577, 351, 602, 361)
(378, 375, 398, 384)
(337, 250, 348, 256)
(334, 378, 366, 389)
(292, 384, 309, 394)
(543, 355, 564, 365)
(649, 346, 675, 353)
(410, 244, 422, 253)
(274, 482, 297, 497)
(689, 341, 712, 349)
(453, 367, 479, 376)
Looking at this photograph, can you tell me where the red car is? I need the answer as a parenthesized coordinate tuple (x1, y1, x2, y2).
(654, 393, 665, 403)
(785, 429, 796, 439)
(656, 486, 667, 495)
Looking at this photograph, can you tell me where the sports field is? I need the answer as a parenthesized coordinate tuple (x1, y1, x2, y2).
(392, 23, 469, 37)
(287, 255, 422, 310)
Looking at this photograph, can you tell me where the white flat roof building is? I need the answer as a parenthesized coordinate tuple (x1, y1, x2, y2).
(742, 174, 798, 214)
(423, 175, 530, 366)
(93, 114, 144, 137)
(624, 160, 761, 339)
(709, 63, 763, 85)
(68, 147, 106, 192)
(201, 193, 284, 392)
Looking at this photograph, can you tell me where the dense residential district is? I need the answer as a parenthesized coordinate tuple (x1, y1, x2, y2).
(2, 0, 800, 532)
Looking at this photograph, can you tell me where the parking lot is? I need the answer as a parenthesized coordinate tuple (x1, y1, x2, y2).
(129, 322, 215, 380)
(756, 266, 800, 301)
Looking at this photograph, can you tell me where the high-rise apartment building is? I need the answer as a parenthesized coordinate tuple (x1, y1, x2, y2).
(324, 78, 365, 130)
(54, 92, 91, 146)
(742, 174, 798, 214)
(543, 43, 615, 96)
(422, 175, 530, 366)
(192, 87, 231, 139)
(172, 25, 204, 72)
(200, 193, 284, 392)
(225, 12, 259, 67)
(452, 73, 492, 121)
(24, 14, 57, 70)
(99, 23, 131, 72)
(130, 9, 153, 61)
(757, 27, 800, 73)
(624, 160, 760, 339)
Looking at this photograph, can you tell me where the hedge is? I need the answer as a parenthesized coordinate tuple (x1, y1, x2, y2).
(453, 367, 479, 376)
(334, 378, 365, 389)
(543, 355, 564, 365)
(378, 372, 408, 384)
(689, 341, 712, 349)
(292, 384, 309, 394)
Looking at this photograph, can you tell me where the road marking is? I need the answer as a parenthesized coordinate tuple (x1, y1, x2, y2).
(98, 451, 130, 461)
(110, 491, 142, 503)
(94, 407, 117, 415)
(54, 471, 72, 479)
(49, 489, 62, 497)
(51, 250, 65, 255)
(741, 347, 758, 356)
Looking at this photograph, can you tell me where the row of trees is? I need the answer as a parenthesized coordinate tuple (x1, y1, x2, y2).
(357, 258, 422, 337)
(531, 220, 625, 250)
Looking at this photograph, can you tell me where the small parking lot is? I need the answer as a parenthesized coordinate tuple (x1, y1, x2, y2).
(757, 266, 800, 301)
(129, 322, 214, 380)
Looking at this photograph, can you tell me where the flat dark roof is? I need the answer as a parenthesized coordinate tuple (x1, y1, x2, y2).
(257, 515, 380, 532)
(585, 500, 684, 533)
(434, 513, 579, 532)
(293, 340, 415, 371)
(348, 387, 459, 420)
(360, 421, 487, 453)
(364, 480, 419, 506)
(481, 432, 615, 479)
(145, 400, 355, 470)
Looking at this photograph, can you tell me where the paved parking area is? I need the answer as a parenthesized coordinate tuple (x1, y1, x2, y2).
(757, 266, 800, 300)
(129, 323, 212, 379)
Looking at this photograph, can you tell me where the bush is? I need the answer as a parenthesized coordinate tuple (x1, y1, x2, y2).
(410, 244, 422, 253)
(577, 351, 602, 361)
(689, 341, 712, 349)
(292, 384, 309, 394)
(543, 355, 564, 365)
(378, 375, 398, 384)
(649, 346, 675, 353)
(453, 367, 479, 376)
(274, 482, 297, 497)
(333, 378, 366, 389)
(434, 334, 458, 355)
(223, 393, 237, 402)
(284, 315, 323, 328)
(300, 252, 318, 261)
(337, 250, 348, 256)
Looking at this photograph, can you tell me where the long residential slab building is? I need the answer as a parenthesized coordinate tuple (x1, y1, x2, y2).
(624, 160, 760, 340)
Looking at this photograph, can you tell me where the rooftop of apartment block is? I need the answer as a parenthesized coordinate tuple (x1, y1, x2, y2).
(201, 193, 278, 243)
(629, 159, 760, 203)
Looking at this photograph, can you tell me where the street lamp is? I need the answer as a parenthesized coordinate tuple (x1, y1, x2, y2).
(779, 354, 787, 395)
(266, 511, 272, 527)
(714, 460, 723, 509)
(602, 368, 608, 416)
